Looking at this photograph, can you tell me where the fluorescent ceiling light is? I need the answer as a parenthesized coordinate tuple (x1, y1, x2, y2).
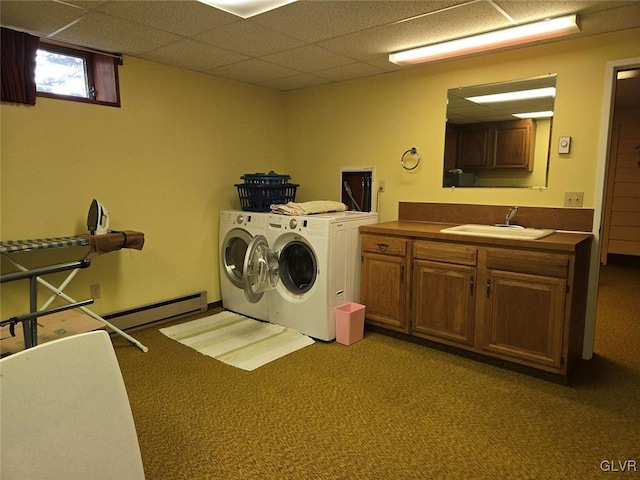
(196, 0, 297, 19)
(466, 87, 556, 104)
(617, 69, 640, 80)
(389, 14, 580, 66)
(513, 111, 554, 119)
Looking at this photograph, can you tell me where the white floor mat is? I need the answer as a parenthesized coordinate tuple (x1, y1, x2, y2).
(159, 311, 314, 371)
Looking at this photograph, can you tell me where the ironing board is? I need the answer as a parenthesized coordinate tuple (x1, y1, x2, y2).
(1, 234, 148, 352)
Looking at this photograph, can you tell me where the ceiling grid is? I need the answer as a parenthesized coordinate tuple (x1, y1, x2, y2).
(1, 0, 638, 91)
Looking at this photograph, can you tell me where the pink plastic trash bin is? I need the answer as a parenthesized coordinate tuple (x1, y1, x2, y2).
(335, 302, 365, 345)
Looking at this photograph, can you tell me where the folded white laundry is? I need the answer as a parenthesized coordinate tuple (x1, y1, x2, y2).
(270, 200, 348, 215)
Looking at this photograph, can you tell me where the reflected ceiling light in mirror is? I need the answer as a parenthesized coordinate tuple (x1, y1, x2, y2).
(389, 15, 580, 66)
(466, 87, 556, 104)
(513, 111, 554, 119)
(196, 0, 296, 18)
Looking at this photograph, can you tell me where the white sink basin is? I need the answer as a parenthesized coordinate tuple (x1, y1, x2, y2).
(440, 224, 555, 240)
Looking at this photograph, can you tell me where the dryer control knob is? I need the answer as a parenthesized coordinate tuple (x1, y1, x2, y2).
(236, 214, 244, 224)
(289, 219, 298, 229)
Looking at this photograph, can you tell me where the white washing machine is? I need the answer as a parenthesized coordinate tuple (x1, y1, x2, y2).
(241, 211, 378, 340)
(218, 210, 271, 321)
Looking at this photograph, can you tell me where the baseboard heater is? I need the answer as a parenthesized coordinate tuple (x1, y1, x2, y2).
(103, 291, 208, 331)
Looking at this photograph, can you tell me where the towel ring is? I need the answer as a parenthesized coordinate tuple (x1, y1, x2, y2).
(401, 147, 421, 171)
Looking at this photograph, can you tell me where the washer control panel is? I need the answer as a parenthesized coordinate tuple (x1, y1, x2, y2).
(268, 215, 331, 237)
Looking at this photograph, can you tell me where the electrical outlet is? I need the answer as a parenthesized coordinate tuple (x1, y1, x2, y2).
(90, 283, 101, 299)
(379, 180, 386, 192)
(563, 191, 584, 207)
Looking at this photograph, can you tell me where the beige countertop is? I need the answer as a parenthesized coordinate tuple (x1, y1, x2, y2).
(360, 221, 592, 253)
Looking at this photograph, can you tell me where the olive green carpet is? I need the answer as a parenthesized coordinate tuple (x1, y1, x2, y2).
(113, 257, 639, 480)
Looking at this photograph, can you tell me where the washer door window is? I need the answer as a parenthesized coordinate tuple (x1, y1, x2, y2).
(222, 229, 253, 289)
(243, 235, 279, 303)
(278, 241, 317, 294)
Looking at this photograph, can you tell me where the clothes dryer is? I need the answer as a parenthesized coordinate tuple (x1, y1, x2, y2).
(218, 210, 271, 321)
(240, 211, 377, 340)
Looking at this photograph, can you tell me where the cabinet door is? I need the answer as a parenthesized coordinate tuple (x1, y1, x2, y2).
(412, 260, 475, 346)
(361, 252, 409, 332)
(482, 270, 566, 370)
(457, 126, 494, 170)
(493, 120, 533, 170)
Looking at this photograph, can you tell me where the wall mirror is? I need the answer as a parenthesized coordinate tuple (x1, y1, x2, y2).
(443, 74, 556, 188)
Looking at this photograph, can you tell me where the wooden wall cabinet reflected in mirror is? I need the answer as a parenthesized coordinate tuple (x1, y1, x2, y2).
(443, 74, 556, 188)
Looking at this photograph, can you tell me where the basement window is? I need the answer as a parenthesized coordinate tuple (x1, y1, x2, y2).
(35, 42, 121, 107)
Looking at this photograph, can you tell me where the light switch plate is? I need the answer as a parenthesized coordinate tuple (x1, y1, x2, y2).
(558, 136, 571, 154)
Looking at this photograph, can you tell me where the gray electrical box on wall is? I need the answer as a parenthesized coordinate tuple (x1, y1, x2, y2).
(341, 170, 373, 212)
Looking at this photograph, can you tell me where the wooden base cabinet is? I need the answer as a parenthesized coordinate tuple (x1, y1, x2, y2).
(413, 261, 476, 346)
(481, 270, 566, 370)
(412, 241, 477, 347)
(360, 234, 410, 333)
(360, 232, 591, 378)
(479, 247, 573, 372)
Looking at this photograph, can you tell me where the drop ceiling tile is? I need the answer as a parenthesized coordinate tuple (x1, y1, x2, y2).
(194, 21, 304, 56)
(140, 38, 248, 71)
(261, 44, 355, 73)
(50, 10, 181, 54)
(495, 0, 631, 23)
(207, 58, 300, 83)
(259, 73, 331, 91)
(0, 0, 87, 37)
(95, 0, 237, 37)
(319, 1, 509, 61)
(579, 3, 640, 35)
(2, 0, 636, 92)
(314, 62, 385, 82)
(252, 0, 466, 43)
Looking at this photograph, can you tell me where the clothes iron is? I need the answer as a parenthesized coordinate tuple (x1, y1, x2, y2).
(87, 199, 110, 235)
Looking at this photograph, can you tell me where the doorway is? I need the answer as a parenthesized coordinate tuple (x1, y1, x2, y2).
(585, 56, 640, 360)
(600, 68, 640, 264)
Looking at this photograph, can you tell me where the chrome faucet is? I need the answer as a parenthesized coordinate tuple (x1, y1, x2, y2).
(504, 206, 518, 226)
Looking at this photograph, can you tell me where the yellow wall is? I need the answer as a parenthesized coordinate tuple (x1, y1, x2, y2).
(284, 29, 640, 222)
(1, 57, 285, 318)
(1, 28, 639, 319)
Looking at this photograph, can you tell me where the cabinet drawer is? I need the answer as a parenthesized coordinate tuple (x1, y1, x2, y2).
(362, 234, 407, 256)
(413, 241, 477, 266)
(486, 248, 569, 278)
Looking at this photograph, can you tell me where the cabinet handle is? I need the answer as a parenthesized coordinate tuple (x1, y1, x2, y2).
(470, 276, 475, 296)
(401, 265, 404, 283)
(486, 279, 491, 298)
(377, 243, 388, 252)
